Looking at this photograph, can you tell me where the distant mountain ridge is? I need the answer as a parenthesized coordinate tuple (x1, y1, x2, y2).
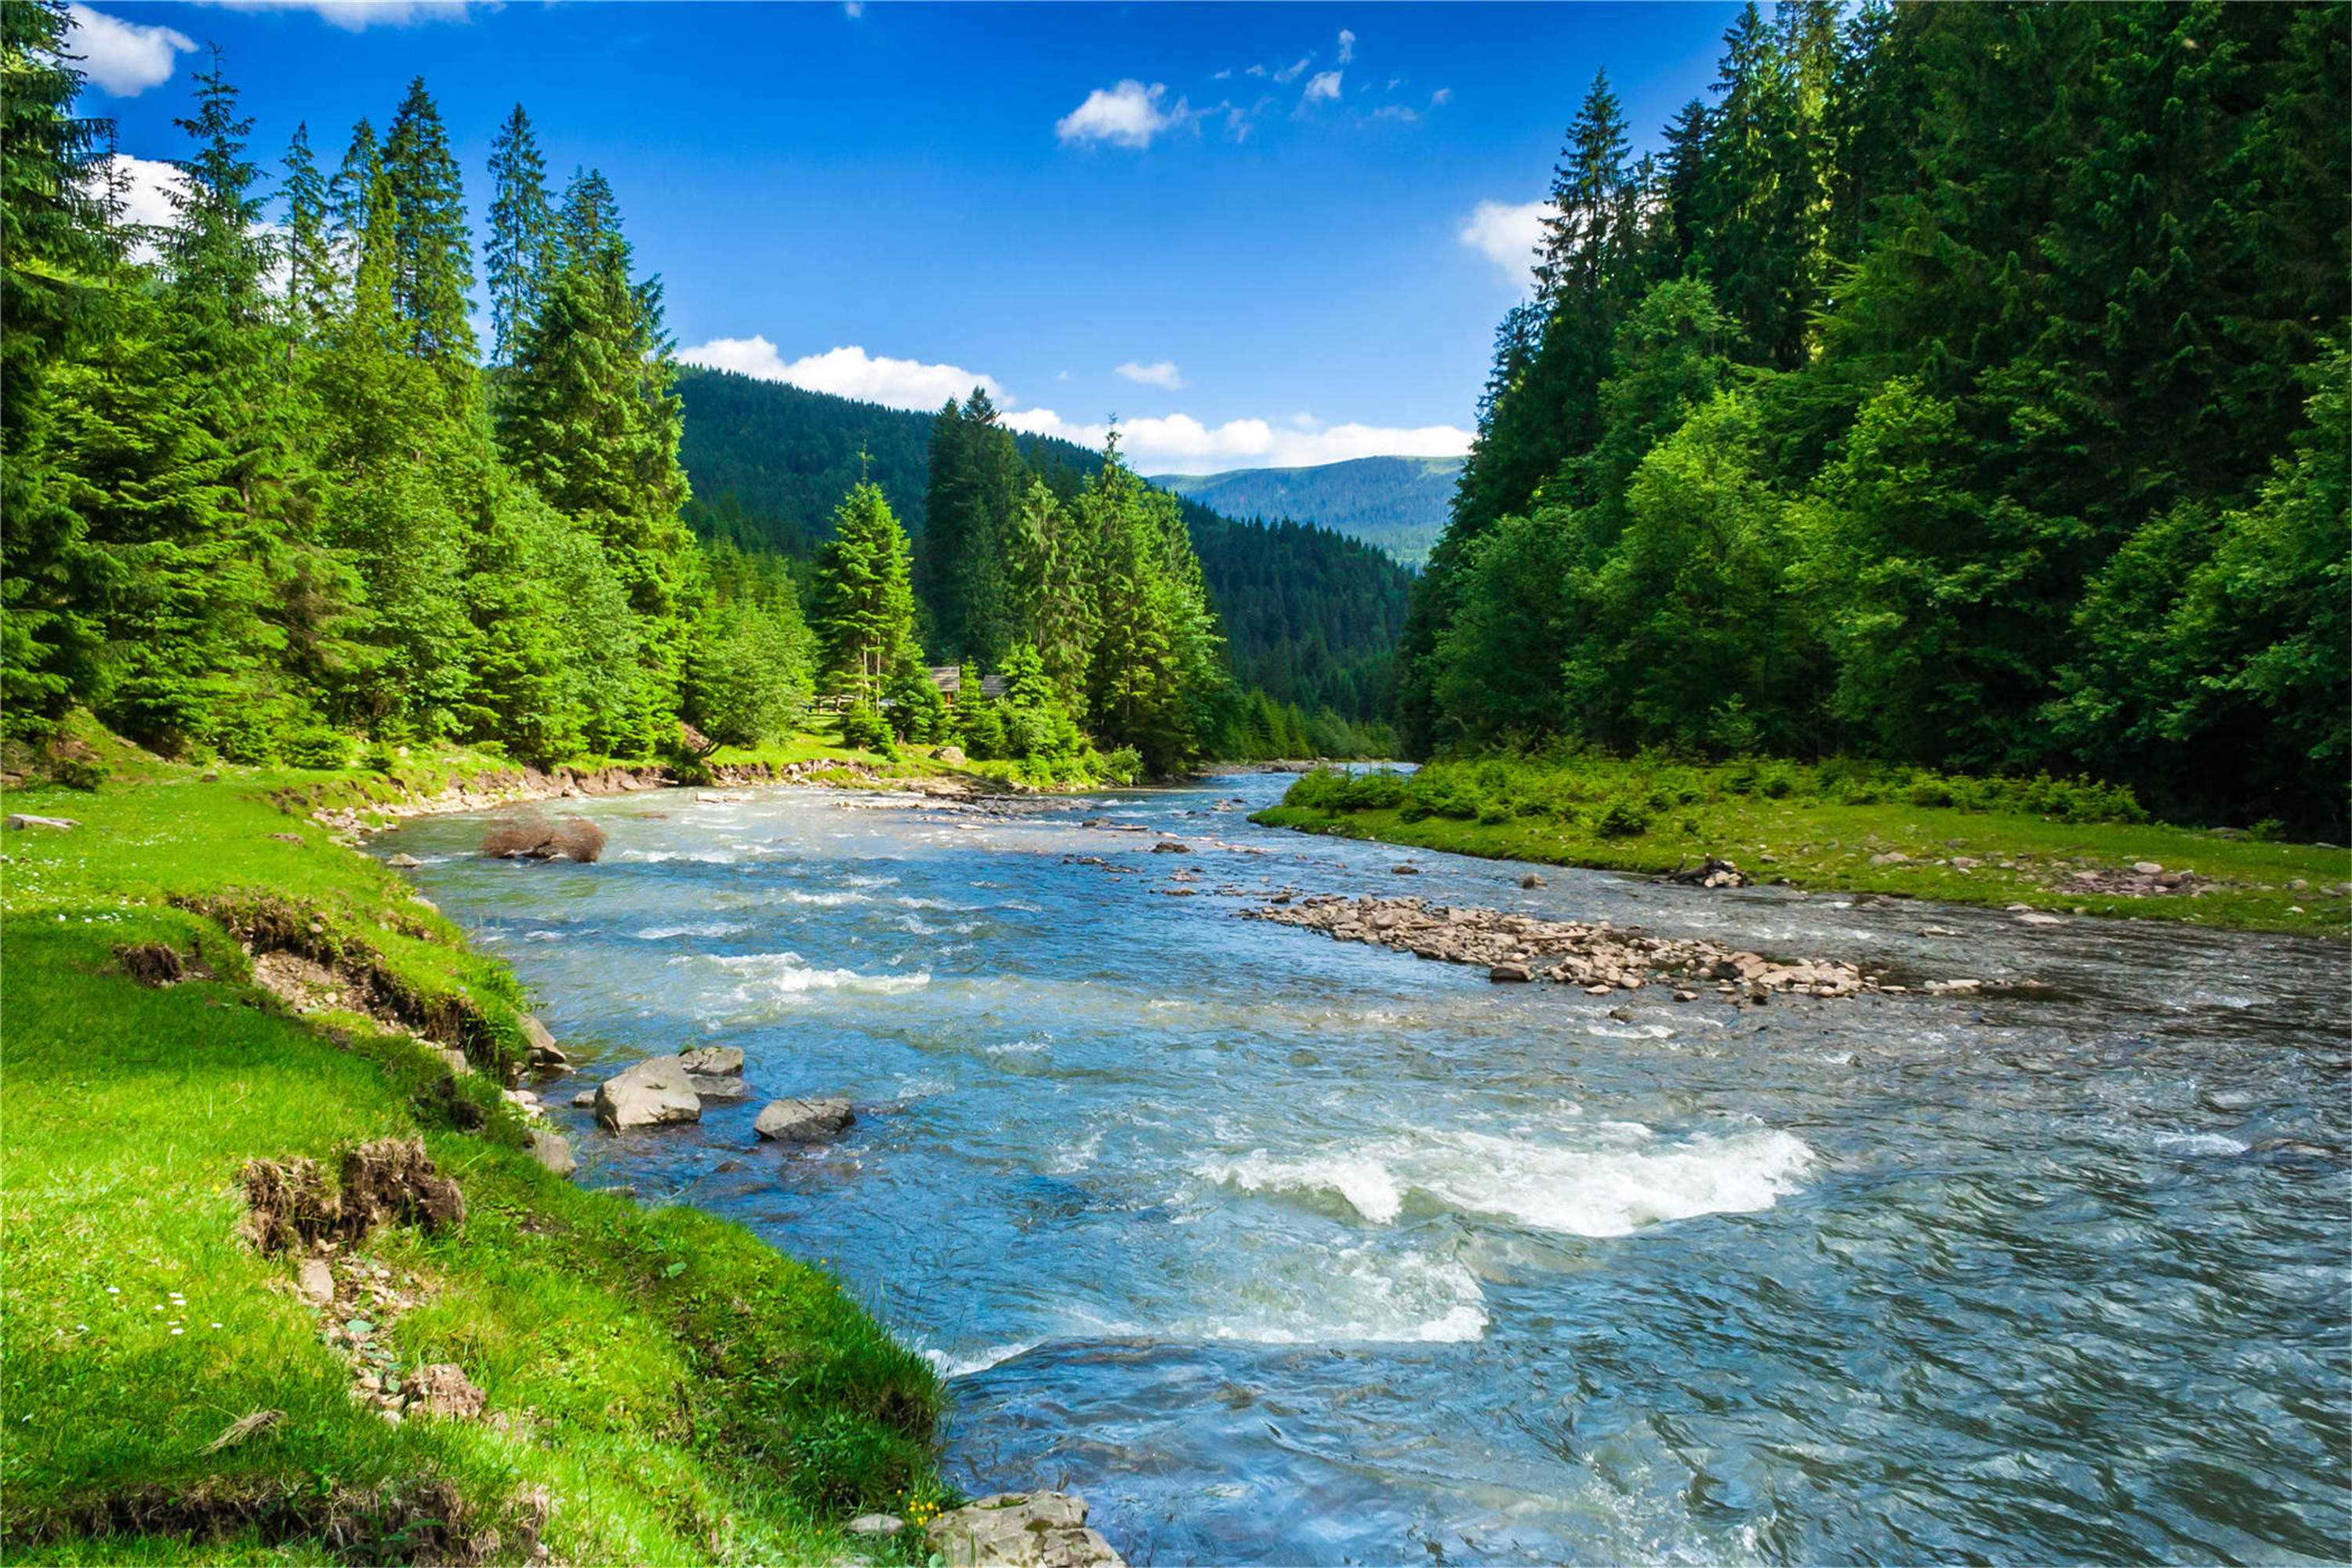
(1151, 456, 1464, 566)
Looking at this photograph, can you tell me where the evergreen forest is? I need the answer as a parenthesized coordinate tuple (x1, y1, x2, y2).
(676, 368, 1413, 740)
(1403, 1, 2347, 832)
(0, 4, 1399, 779)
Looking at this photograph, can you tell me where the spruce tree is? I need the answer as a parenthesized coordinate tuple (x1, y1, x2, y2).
(485, 103, 554, 366)
(1, 0, 113, 732)
(381, 78, 476, 381)
(811, 481, 920, 706)
(280, 122, 334, 337)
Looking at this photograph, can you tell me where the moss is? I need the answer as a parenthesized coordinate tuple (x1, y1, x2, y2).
(1, 755, 944, 1563)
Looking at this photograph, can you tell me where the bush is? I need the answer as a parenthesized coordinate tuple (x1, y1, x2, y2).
(280, 727, 351, 770)
(838, 702, 891, 753)
(1590, 800, 1652, 837)
(1100, 746, 1144, 786)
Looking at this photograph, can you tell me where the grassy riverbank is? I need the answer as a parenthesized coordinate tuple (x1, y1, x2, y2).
(1, 731, 947, 1563)
(1254, 757, 2352, 938)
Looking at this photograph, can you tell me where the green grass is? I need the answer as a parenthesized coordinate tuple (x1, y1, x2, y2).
(1255, 757, 2352, 938)
(2, 753, 946, 1563)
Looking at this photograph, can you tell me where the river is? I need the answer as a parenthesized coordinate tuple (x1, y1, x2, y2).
(379, 770, 2349, 1566)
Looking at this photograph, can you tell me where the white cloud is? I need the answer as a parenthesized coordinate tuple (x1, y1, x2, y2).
(1001, 407, 1473, 475)
(1370, 104, 1421, 125)
(1337, 29, 1356, 64)
(677, 339, 1009, 412)
(1271, 55, 1312, 84)
(1245, 64, 1267, 78)
(187, 1, 477, 30)
(1210, 67, 1230, 81)
(1055, 80, 1186, 150)
(1115, 359, 1184, 390)
(1431, 87, 1454, 107)
(64, 5, 194, 97)
(1460, 197, 1555, 286)
(1301, 70, 1343, 106)
(843, 0, 863, 14)
(82, 152, 186, 263)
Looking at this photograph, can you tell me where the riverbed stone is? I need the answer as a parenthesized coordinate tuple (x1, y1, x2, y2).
(753, 1097, 854, 1142)
(927, 1493, 1123, 1568)
(678, 1044, 743, 1076)
(593, 1057, 703, 1131)
(690, 1074, 752, 1102)
(1520, 872, 1546, 888)
(1490, 963, 1533, 982)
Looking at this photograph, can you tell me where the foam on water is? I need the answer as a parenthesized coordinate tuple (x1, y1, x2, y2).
(1203, 1124, 1815, 1237)
(706, 951, 930, 1000)
(2154, 1131, 2250, 1156)
(634, 920, 751, 940)
(1161, 1245, 1489, 1345)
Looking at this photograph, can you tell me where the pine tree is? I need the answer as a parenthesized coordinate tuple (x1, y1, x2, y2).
(327, 118, 379, 256)
(1, 0, 113, 733)
(381, 78, 475, 381)
(280, 123, 335, 338)
(811, 481, 920, 706)
(485, 103, 554, 366)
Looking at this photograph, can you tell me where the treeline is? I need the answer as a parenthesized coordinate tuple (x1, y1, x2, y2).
(920, 394, 1402, 760)
(674, 369, 1414, 735)
(2, 5, 810, 764)
(1403, 1, 2347, 830)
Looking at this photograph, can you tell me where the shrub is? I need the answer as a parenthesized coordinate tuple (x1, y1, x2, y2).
(1591, 800, 1652, 837)
(1100, 746, 1144, 786)
(838, 702, 891, 753)
(280, 727, 351, 770)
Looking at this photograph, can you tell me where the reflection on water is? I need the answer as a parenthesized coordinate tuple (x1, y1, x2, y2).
(384, 774, 2350, 1566)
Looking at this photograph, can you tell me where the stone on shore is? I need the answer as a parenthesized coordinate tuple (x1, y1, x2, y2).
(678, 1044, 743, 1077)
(5, 814, 78, 831)
(529, 1130, 576, 1178)
(753, 1097, 854, 1142)
(593, 1058, 703, 1131)
(386, 852, 422, 869)
(849, 1513, 905, 1536)
(927, 1493, 1124, 1568)
(1490, 963, 1533, 982)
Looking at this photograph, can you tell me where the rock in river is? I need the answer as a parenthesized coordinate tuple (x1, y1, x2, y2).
(927, 1493, 1124, 1567)
(753, 1097, 854, 1142)
(678, 1044, 743, 1076)
(593, 1057, 703, 1131)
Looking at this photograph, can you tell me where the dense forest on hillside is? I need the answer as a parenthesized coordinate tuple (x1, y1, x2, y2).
(2, 8, 822, 766)
(0, 7, 1399, 772)
(676, 369, 1414, 728)
(1406, 0, 2347, 831)
(1155, 456, 1465, 565)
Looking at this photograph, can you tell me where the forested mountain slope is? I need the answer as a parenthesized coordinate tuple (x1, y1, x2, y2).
(676, 370, 1414, 724)
(1406, 0, 2347, 832)
(1152, 456, 1464, 565)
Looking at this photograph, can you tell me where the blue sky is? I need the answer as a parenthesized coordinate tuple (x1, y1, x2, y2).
(69, 1, 1743, 473)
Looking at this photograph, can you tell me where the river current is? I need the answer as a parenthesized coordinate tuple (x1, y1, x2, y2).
(380, 771, 2349, 1566)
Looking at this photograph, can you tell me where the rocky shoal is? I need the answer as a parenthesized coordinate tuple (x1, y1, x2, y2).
(1245, 894, 1922, 1000)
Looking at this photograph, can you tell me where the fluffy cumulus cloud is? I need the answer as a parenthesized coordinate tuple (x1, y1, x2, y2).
(64, 5, 194, 97)
(1301, 70, 1343, 106)
(1001, 408, 1472, 476)
(1460, 198, 1555, 286)
(1337, 29, 1356, 65)
(187, 0, 477, 30)
(679, 336, 1468, 472)
(1055, 80, 1185, 149)
(1115, 359, 1185, 390)
(677, 338, 1007, 412)
(1270, 55, 1312, 85)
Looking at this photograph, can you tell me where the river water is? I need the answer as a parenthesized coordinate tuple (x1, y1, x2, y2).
(379, 771, 2350, 1565)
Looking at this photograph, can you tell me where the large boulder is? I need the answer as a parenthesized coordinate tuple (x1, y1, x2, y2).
(927, 1494, 1123, 1568)
(753, 1097, 854, 1143)
(593, 1058, 703, 1131)
(678, 1044, 742, 1077)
